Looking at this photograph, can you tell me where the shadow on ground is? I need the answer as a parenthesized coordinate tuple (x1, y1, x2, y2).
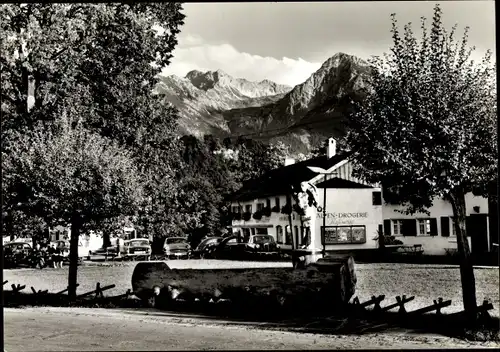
(4, 291, 499, 342)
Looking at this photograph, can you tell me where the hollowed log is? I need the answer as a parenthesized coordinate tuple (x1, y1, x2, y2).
(131, 256, 356, 312)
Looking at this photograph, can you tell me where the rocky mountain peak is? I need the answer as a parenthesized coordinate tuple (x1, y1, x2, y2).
(182, 69, 291, 98)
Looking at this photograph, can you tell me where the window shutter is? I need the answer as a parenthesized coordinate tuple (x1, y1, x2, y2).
(441, 217, 450, 237)
(429, 218, 438, 236)
(402, 219, 417, 236)
(465, 216, 472, 237)
(383, 220, 391, 236)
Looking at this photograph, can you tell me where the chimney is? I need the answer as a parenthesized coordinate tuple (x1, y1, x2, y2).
(284, 158, 295, 166)
(327, 138, 336, 159)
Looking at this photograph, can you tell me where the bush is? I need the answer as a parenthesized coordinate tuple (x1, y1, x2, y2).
(242, 212, 251, 221)
(271, 205, 280, 213)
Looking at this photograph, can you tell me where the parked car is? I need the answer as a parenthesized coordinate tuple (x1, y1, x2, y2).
(244, 234, 280, 256)
(192, 236, 223, 259)
(210, 235, 245, 259)
(123, 239, 151, 259)
(3, 242, 33, 268)
(87, 238, 150, 260)
(210, 234, 280, 260)
(163, 237, 191, 259)
(88, 245, 118, 260)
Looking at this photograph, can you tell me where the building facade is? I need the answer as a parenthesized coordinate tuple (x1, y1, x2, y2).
(382, 193, 492, 255)
(228, 137, 496, 257)
(229, 138, 383, 254)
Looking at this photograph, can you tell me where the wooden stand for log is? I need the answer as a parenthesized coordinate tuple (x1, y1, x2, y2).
(11, 284, 26, 294)
(131, 256, 357, 312)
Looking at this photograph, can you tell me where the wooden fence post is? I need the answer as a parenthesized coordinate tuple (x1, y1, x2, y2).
(396, 295, 408, 314)
(382, 295, 415, 313)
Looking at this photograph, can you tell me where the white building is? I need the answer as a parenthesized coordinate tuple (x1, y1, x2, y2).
(228, 137, 497, 257)
(229, 138, 383, 256)
(383, 192, 494, 255)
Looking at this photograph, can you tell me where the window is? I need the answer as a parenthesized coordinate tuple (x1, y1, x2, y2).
(322, 225, 366, 245)
(451, 217, 457, 236)
(418, 219, 431, 235)
(285, 225, 293, 245)
(392, 220, 404, 236)
(275, 197, 280, 208)
(266, 199, 271, 208)
(372, 191, 382, 206)
(286, 195, 291, 205)
(245, 204, 252, 213)
(232, 205, 240, 213)
(257, 203, 264, 211)
(276, 225, 283, 244)
(301, 227, 311, 247)
(242, 228, 251, 243)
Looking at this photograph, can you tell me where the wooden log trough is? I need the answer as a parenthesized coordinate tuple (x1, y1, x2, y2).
(131, 256, 357, 312)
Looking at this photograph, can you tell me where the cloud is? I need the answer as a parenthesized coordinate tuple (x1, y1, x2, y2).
(162, 35, 321, 87)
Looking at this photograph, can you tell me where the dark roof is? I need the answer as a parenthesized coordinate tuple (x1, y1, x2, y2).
(315, 177, 374, 189)
(228, 152, 353, 202)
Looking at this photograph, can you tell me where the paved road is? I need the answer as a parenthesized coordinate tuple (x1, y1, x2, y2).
(4, 308, 498, 350)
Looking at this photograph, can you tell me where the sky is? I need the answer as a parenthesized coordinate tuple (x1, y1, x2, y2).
(162, 1, 496, 87)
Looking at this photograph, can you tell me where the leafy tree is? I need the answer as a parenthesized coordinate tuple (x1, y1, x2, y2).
(1, 210, 46, 242)
(230, 137, 289, 182)
(1, 3, 186, 249)
(346, 4, 497, 321)
(2, 121, 143, 298)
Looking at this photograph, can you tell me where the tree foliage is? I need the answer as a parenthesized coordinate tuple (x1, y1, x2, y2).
(1, 3, 186, 297)
(345, 4, 497, 318)
(1, 3, 186, 239)
(174, 135, 290, 247)
(2, 121, 143, 231)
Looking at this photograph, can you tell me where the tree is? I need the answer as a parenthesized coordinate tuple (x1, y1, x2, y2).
(1, 3, 186, 252)
(2, 121, 143, 299)
(345, 4, 497, 322)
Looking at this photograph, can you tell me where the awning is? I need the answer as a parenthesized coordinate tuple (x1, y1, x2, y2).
(228, 224, 274, 229)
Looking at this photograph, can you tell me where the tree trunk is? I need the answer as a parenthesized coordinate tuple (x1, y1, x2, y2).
(68, 215, 82, 300)
(102, 231, 111, 248)
(447, 187, 478, 322)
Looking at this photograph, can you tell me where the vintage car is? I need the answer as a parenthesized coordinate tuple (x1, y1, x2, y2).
(210, 234, 280, 260)
(191, 236, 223, 259)
(244, 234, 280, 256)
(209, 236, 244, 259)
(163, 237, 191, 259)
(88, 238, 151, 260)
(3, 242, 33, 268)
(123, 239, 151, 258)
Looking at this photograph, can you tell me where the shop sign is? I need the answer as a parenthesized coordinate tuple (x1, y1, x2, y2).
(318, 212, 369, 225)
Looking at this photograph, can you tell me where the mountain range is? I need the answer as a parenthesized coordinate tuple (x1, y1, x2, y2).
(156, 52, 373, 154)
